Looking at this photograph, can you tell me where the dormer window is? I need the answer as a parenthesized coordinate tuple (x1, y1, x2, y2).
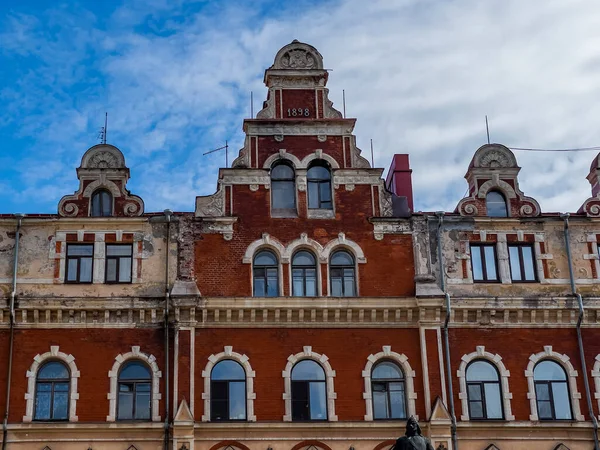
(486, 191, 508, 217)
(307, 162, 332, 209)
(91, 189, 113, 217)
(271, 162, 296, 216)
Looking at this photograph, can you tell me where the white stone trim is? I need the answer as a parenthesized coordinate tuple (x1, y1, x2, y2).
(201, 346, 256, 422)
(525, 345, 583, 421)
(282, 233, 324, 262)
(282, 346, 337, 421)
(263, 150, 302, 169)
(107, 346, 162, 422)
(361, 345, 417, 421)
(457, 346, 515, 421)
(321, 232, 366, 264)
(242, 233, 286, 263)
(301, 150, 340, 169)
(589, 354, 600, 419)
(23, 346, 80, 422)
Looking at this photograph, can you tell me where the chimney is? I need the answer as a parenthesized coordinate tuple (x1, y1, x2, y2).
(386, 154, 414, 213)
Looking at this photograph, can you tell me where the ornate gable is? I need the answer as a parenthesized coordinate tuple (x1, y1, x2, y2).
(58, 144, 144, 217)
(579, 152, 600, 216)
(456, 144, 540, 217)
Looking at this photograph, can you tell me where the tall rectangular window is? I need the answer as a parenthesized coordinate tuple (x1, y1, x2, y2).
(65, 244, 94, 283)
(105, 244, 133, 283)
(508, 244, 537, 282)
(470, 244, 499, 282)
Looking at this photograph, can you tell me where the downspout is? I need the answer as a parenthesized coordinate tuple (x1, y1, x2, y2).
(561, 213, 599, 450)
(2, 213, 24, 450)
(435, 212, 458, 450)
(163, 209, 173, 450)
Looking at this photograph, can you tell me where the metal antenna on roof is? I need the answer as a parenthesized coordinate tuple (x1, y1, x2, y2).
(485, 115, 490, 144)
(370, 139, 374, 167)
(251, 91, 254, 118)
(342, 89, 346, 118)
(203, 141, 229, 168)
(98, 112, 108, 144)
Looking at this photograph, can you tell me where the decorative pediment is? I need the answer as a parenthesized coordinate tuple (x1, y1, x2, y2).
(271, 40, 324, 71)
(553, 445, 570, 450)
(58, 144, 144, 217)
(579, 152, 600, 216)
(456, 144, 540, 217)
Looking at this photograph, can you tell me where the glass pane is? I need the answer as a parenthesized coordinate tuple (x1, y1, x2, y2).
(486, 191, 508, 217)
(291, 382, 309, 421)
(211, 381, 228, 401)
(229, 381, 247, 420)
(343, 273, 355, 296)
(120, 361, 151, 380)
(534, 361, 567, 381)
(319, 182, 332, 203)
(484, 383, 503, 419)
(67, 244, 94, 256)
(253, 276, 266, 296)
(101, 191, 112, 216)
(119, 257, 132, 282)
(522, 246, 536, 280)
(307, 166, 330, 180)
(535, 383, 550, 400)
(292, 360, 325, 381)
(271, 164, 294, 179)
(34, 388, 51, 420)
(305, 269, 317, 296)
(254, 251, 277, 266)
(308, 181, 319, 209)
(212, 360, 245, 380)
(272, 181, 296, 209)
(390, 390, 406, 419)
(537, 400, 552, 419)
(468, 384, 482, 401)
(79, 257, 93, 282)
(118, 392, 133, 420)
(266, 270, 279, 297)
(211, 399, 228, 421)
(373, 389, 388, 419)
(53, 389, 69, 420)
(467, 361, 499, 382)
(331, 251, 353, 266)
(470, 400, 483, 419)
(292, 270, 304, 296)
(293, 251, 315, 266)
(484, 246, 498, 280)
(552, 382, 572, 419)
(135, 392, 151, 420)
(106, 258, 117, 282)
(67, 259, 78, 281)
(331, 276, 342, 296)
(38, 362, 69, 379)
(372, 362, 403, 380)
(509, 246, 522, 281)
(471, 247, 483, 281)
(309, 382, 327, 420)
(107, 245, 132, 256)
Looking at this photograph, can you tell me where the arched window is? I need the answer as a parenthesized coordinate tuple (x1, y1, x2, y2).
(291, 360, 327, 421)
(91, 189, 112, 217)
(307, 163, 332, 209)
(292, 251, 317, 296)
(271, 162, 296, 213)
(117, 361, 152, 420)
(534, 360, 572, 420)
(486, 191, 508, 217)
(34, 361, 70, 421)
(330, 250, 356, 296)
(371, 361, 406, 420)
(466, 360, 503, 420)
(253, 250, 279, 297)
(211, 360, 247, 421)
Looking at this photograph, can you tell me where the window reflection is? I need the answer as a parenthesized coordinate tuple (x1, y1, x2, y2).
(271, 162, 296, 213)
(34, 361, 70, 421)
(371, 361, 406, 420)
(211, 360, 247, 421)
(292, 251, 317, 296)
(486, 191, 508, 217)
(466, 360, 503, 420)
(253, 250, 279, 297)
(91, 189, 112, 217)
(534, 360, 572, 420)
(291, 360, 327, 421)
(330, 250, 356, 296)
(117, 361, 151, 420)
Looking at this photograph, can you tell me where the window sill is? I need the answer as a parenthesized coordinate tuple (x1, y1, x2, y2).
(307, 209, 335, 219)
(271, 209, 298, 218)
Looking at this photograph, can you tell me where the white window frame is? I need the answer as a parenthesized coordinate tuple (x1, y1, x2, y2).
(457, 346, 514, 421)
(107, 346, 162, 422)
(201, 345, 256, 422)
(282, 346, 337, 422)
(23, 346, 80, 422)
(362, 345, 417, 421)
(590, 354, 600, 419)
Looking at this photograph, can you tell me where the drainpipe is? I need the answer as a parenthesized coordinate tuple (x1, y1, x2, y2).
(163, 210, 173, 450)
(2, 213, 24, 450)
(435, 212, 458, 450)
(561, 213, 599, 450)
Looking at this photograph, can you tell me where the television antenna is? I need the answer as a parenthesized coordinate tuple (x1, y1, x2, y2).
(98, 112, 108, 144)
(203, 140, 229, 167)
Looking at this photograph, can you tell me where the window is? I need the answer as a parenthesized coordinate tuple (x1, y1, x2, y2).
(34, 361, 69, 421)
(534, 360, 572, 420)
(371, 361, 406, 420)
(211, 360, 247, 421)
(330, 250, 356, 296)
(253, 250, 279, 297)
(105, 244, 133, 283)
(466, 360, 503, 420)
(65, 244, 94, 283)
(91, 189, 112, 217)
(486, 191, 508, 217)
(292, 251, 317, 296)
(307, 163, 332, 209)
(470, 244, 499, 282)
(271, 162, 296, 213)
(117, 361, 151, 420)
(291, 360, 327, 421)
(508, 244, 537, 282)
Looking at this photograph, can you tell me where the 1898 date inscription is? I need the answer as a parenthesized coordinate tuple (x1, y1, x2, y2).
(287, 108, 310, 117)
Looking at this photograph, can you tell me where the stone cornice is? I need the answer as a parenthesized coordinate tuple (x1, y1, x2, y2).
(243, 119, 356, 136)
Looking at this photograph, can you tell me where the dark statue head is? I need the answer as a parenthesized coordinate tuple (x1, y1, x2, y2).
(405, 416, 422, 436)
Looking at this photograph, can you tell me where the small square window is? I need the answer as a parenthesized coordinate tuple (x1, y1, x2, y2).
(470, 244, 499, 282)
(508, 244, 537, 282)
(65, 244, 94, 283)
(105, 244, 133, 283)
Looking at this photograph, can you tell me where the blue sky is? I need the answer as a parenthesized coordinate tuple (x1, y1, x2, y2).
(1, 0, 600, 214)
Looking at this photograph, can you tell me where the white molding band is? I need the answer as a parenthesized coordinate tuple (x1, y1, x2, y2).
(201, 346, 256, 422)
(282, 233, 324, 262)
(262, 149, 340, 169)
(242, 233, 286, 264)
(23, 346, 80, 422)
(590, 354, 600, 419)
(321, 232, 366, 263)
(106, 346, 162, 422)
(525, 345, 583, 421)
(457, 346, 515, 421)
(361, 345, 417, 421)
(282, 346, 338, 422)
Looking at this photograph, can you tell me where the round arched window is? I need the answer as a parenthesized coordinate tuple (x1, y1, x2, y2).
(330, 250, 356, 297)
(486, 191, 508, 217)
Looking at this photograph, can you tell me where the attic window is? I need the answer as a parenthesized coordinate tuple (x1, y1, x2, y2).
(91, 189, 113, 217)
(486, 191, 508, 217)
